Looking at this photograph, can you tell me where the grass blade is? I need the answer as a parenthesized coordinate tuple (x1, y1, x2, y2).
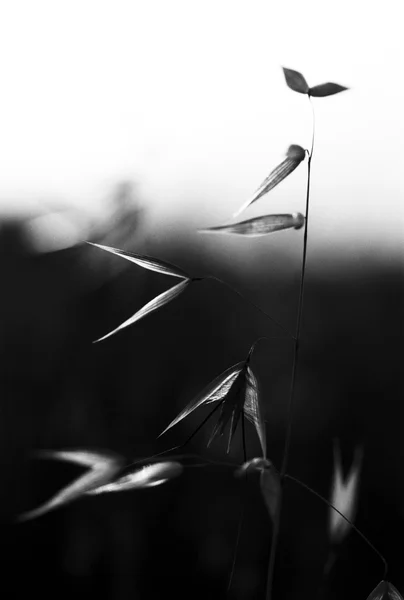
(232, 145, 306, 219)
(87, 242, 189, 279)
(94, 279, 190, 343)
(199, 213, 304, 237)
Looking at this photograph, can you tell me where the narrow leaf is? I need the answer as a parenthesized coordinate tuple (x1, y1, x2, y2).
(243, 366, 266, 457)
(260, 465, 282, 524)
(199, 213, 305, 237)
(329, 440, 363, 544)
(233, 145, 306, 219)
(282, 67, 309, 94)
(94, 279, 190, 343)
(88, 461, 183, 494)
(18, 450, 122, 521)
(366, 581, 404, 600)
(159, 361, 245, 436)
(309, 82, 349, 97)
(87, 242, 189, 279)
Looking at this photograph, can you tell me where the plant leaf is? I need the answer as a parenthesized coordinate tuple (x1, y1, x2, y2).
(87, 242, 189, 279)
(18, 450, 122, 521)
(94, 279, 191, 343)
(159, 361, 245, 437)
(233, 145, 306, 219)
(282, 67, 309, 94)
(260, 464, 282, 524)
(309, 82, 349, 97)
(199, 213, 305, 237)
(366, 581, 404, 600)
(88, 461, 183, 493)
(243, 366, 267, 457)
(329, 439, 363, 544)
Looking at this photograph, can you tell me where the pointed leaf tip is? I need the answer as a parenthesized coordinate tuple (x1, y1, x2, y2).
(94, 278, 190, 342)
(309, 82, 349, 97)
(282, 67, 309, 94)
(366, 581, 404, 600)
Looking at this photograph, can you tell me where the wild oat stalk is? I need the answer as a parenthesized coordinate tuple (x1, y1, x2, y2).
(265, 68, 346, 600)
(21, 65, 403, 599)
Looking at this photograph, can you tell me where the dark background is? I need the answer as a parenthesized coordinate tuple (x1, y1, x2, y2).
(0, 198, 403, 600)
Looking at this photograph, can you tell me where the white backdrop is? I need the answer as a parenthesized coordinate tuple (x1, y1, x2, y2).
(0, 0, 402, 259)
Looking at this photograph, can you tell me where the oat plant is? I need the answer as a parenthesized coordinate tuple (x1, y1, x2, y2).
(19, 67, 402, 600)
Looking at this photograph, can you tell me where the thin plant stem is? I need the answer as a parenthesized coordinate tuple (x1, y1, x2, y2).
(281, 97, 315, 477)
(204, 276, 294, 340)
(247, 336, 271, 361)
(284, 474, 388, 580)
(265, 96, 316, 600)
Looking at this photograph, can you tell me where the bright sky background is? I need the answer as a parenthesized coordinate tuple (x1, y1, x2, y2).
(0, 0, 402, 260)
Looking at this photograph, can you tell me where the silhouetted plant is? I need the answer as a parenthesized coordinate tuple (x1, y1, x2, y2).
(19, 66, 402, 600)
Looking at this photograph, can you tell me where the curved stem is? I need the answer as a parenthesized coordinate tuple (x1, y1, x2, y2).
(266, 96, 316, 600)
(284, 474, 388, 580)
(247, 336, 271, 362)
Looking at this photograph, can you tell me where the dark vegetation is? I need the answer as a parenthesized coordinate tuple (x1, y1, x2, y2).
(0, 208, 403, 599)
